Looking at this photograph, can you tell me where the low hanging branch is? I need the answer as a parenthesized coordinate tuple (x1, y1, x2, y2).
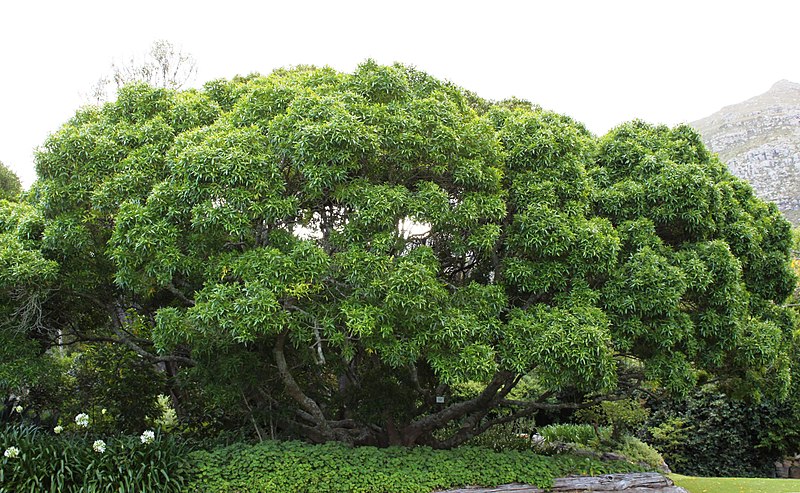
(65, 291, 196, 366)
(109, 305, 196, 366)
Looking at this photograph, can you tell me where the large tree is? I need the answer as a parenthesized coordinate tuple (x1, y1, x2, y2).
(6, 61, 796, 446)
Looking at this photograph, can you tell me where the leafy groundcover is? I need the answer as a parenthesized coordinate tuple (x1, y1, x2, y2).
(183, 440, 644, 493)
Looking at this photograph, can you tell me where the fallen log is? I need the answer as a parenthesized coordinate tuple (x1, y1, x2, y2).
(437, 472, 689, 493)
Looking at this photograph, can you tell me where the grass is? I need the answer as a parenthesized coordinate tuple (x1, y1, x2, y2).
(670, 474, 800, 493)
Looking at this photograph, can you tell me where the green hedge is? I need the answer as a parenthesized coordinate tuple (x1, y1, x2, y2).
(183, 440, 643, 493)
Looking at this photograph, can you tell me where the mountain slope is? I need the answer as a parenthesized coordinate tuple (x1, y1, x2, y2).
(691, 80, 800, 224)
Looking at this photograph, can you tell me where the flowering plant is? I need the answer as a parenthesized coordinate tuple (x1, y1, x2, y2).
(13, 405, 22, 414)
(140, 429, 155, 444)
(75, 413, 89, 428)
(54, 425, 64, 434)
(92, 440, 106, 453)
(4, 446, 20, 459)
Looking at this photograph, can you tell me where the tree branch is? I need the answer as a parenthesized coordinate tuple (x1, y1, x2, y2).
(166, 282, 195, 307)
(108, 303, 196, 366)
(402, 370, 514, 445)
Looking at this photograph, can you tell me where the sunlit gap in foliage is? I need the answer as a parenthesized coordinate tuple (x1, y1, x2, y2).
(292, 212, 432, 245)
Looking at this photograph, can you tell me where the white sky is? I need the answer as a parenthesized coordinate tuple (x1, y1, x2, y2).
(2, 0, 799, 188)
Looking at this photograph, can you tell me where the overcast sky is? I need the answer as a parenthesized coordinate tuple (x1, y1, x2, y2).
(2, 0, 799, 187)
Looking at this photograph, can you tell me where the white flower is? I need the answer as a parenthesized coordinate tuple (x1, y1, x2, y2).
(53, 425, 64, 434)
(4, 446, 20, 459)
(101, 408, 107, 415)
(92, 440, 106, 453)
(75, 413, 90, 428)
(140, 430, 156, 444)
(13, 405, 22, 414)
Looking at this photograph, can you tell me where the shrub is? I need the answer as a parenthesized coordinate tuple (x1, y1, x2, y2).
(646, 386, 788, 476)
(615, 436, 665, 470)
(68, 344, 166, 434)
(461, 417, 537, 451)
(537, 423, 664, 470)
(576, 399, 650, 441)
(539, 423, 609, 445)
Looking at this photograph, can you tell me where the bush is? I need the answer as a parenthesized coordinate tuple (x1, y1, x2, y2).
(576, 399, 650, 441)
(646, 386, 789, 476)
(183, 440, 643, 493)
(0, 424, 187, 492)
(539, 423, 609, 445)
(615, 436, 665, 470)
(19, 344, 166, 435)
(461, 417, 537, 451)
(537, 423, 664, 470)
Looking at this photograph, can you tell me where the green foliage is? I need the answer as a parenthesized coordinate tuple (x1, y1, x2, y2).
(576, 399, 650, 441)
(461, 417, 537, 451)
(0, 162, 21, 201)
(537, 424, 664, 470)
(0, 200, 59, 396)
(539, 423, 608, 445)
(647, 417, 690, 473)
(0, 424, 187, 492)
(67, 344, 166, 433)
(153, 394, 179, 432)
(13, 344, 165, 435)
(646, 386, 795, 477)
(183, 440, 642, 493)
(615, 436, 665, 470)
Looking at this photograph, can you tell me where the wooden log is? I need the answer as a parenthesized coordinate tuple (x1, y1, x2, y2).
(552, 472, 671, 490)
(436, 473, 690, 493)
(436, 485, 545, 493)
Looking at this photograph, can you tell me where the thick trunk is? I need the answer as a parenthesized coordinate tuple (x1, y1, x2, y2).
(399, 371, 516, 447)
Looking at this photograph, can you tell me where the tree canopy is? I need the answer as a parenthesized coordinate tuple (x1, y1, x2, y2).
(2, 61, 796, 446)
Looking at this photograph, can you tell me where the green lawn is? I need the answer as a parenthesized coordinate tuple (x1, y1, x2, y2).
(671, 474, 800, 493)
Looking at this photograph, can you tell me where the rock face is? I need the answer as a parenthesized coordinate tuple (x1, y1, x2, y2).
(691, 80, 800, 225)
(437, 472, 689, 492)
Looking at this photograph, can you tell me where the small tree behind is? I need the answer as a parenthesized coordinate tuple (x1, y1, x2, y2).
(88, 40, 197, 103)
(0, 160, 22, 200)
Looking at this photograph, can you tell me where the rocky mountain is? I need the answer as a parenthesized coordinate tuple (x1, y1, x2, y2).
(691, 79, 800, 225)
